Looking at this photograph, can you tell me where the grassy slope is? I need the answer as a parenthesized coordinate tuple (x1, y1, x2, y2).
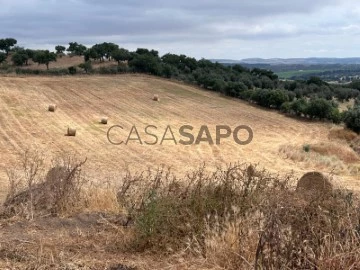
(0, 74, 358, 203)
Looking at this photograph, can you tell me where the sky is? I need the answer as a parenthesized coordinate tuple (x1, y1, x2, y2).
(0, 0, 359, 59)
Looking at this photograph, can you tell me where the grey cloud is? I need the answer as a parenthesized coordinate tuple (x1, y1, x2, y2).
(0, 0, 358, 58)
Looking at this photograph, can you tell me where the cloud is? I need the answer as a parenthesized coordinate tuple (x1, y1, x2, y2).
(0, 0, 359, 58)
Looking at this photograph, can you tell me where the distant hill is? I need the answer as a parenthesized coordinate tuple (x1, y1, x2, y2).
(211, 58, 360, 65)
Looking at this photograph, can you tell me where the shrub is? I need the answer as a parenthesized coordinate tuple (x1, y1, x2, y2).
(268, 89, 290, 109)
(117, 164, 360, 269)
(238, 89, 254, 101)
(303, 144, 310, 152)
(306, 98, 338, 119)
(355, 97, 360, 106)
(68, 66, 77, 75)
(329, 108, 343, 124)
(290, 98, 308, 116)
(96, 66, 118, 74)
(280, 101, 292, 113)
(343, 106, 360, 133)
(3, 151, 88, 218)
(15, 68, 42, 75)
(78, 61, 92, 73)
(122, 164, 291, 252)
(0, 52, 6, 64)
(117, 62, 129, 73)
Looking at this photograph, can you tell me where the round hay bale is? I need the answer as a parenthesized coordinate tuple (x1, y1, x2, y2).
(67, 127, 76, 136)
(101, 117, 108, 125)
(296, 171, 333, 194)
(153, 94, 159, 101)
(48, 104, 57, 112)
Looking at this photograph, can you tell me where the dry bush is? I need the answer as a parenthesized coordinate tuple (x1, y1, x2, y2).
(310, 142, 359, 163)
(279, 144, 360, 175)
(82, 182, 121, 214)
(2, 156, 360, 269)
(329, 128, 360, 156)
(328, 128, 358, 142)
(188, 185, 360, 269)
(350, 137, 360, 155)
(114, 164, 360, 269)
(117, 163, 292, 253)
(253, 189, 360, 269)
(2, 151, 88, 218)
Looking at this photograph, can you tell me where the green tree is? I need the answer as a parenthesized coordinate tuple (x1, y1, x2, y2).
(224, 82, 247, 97)
(111, 48, 130, 64)
(161, 63, 178, 78)
(306, 98, 337, 119)
(260, 76, 275, 89)
(307, 76, 326, 86)
(102, 42, 119, 60)
(280, 102, 292, 113)
(78, 61, 92, 73)
(33, 50, 57, 70)
(25, 49, 35, 61)
(55, 45, 66, 54)
(91, 44, 106, 61)
(90, 43, 119, 61)
(343, 106, 360, 133)
(84, 48, 99, 62)
(290, 98, 308, 116)
(67, 42, 87, 56)
(213, 79, 226, 92)
(268, 90, 290, 109)
(136, 48, 159, 57)
(232, 64, 249, 73)
(129, 53, 161, 75)
(0, 52, 6, 64)
(0, 38, 17, 55)
(355, 97, 360, 106)
(11, 51, 29, 66)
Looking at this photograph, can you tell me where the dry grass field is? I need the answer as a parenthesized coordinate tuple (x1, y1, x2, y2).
(7, 55, 114, 70)
(0, 74, 358, 202)
(0, 74, 359, 269)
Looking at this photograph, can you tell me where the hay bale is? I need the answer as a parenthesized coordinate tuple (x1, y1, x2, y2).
(48, 104, 57, 112)
(67, 127, 76, 136)
(101, 117, 108, 125)
(296, 172, 333, 195)
(153, 94, 159, 101)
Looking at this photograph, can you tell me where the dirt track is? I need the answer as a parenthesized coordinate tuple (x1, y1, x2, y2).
(0, 74, 358, 200)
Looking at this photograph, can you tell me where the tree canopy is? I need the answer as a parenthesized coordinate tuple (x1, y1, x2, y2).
(33, 50, 57, 70)
(0, 38, 17, 55)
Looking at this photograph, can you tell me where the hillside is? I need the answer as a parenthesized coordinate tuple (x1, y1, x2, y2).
(212, 57, 360, 65)
(0, 74, 358, 202)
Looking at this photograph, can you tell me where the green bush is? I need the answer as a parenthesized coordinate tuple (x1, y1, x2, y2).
(306, 98, 338, 120)
(280, 101, 292, 113)
(290, 98, 308, 116)
(303, 144, 311, 152)
(238, 89, 254, 101)
(343, 106, 360, 133)
(268, 89, 289, 108)
(68, 66, 77, 75)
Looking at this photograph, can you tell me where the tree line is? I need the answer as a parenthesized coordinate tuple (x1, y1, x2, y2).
(0, 38, 359, 133)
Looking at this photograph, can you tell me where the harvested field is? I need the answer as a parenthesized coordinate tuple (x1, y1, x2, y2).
(0, 74, 358, 202)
